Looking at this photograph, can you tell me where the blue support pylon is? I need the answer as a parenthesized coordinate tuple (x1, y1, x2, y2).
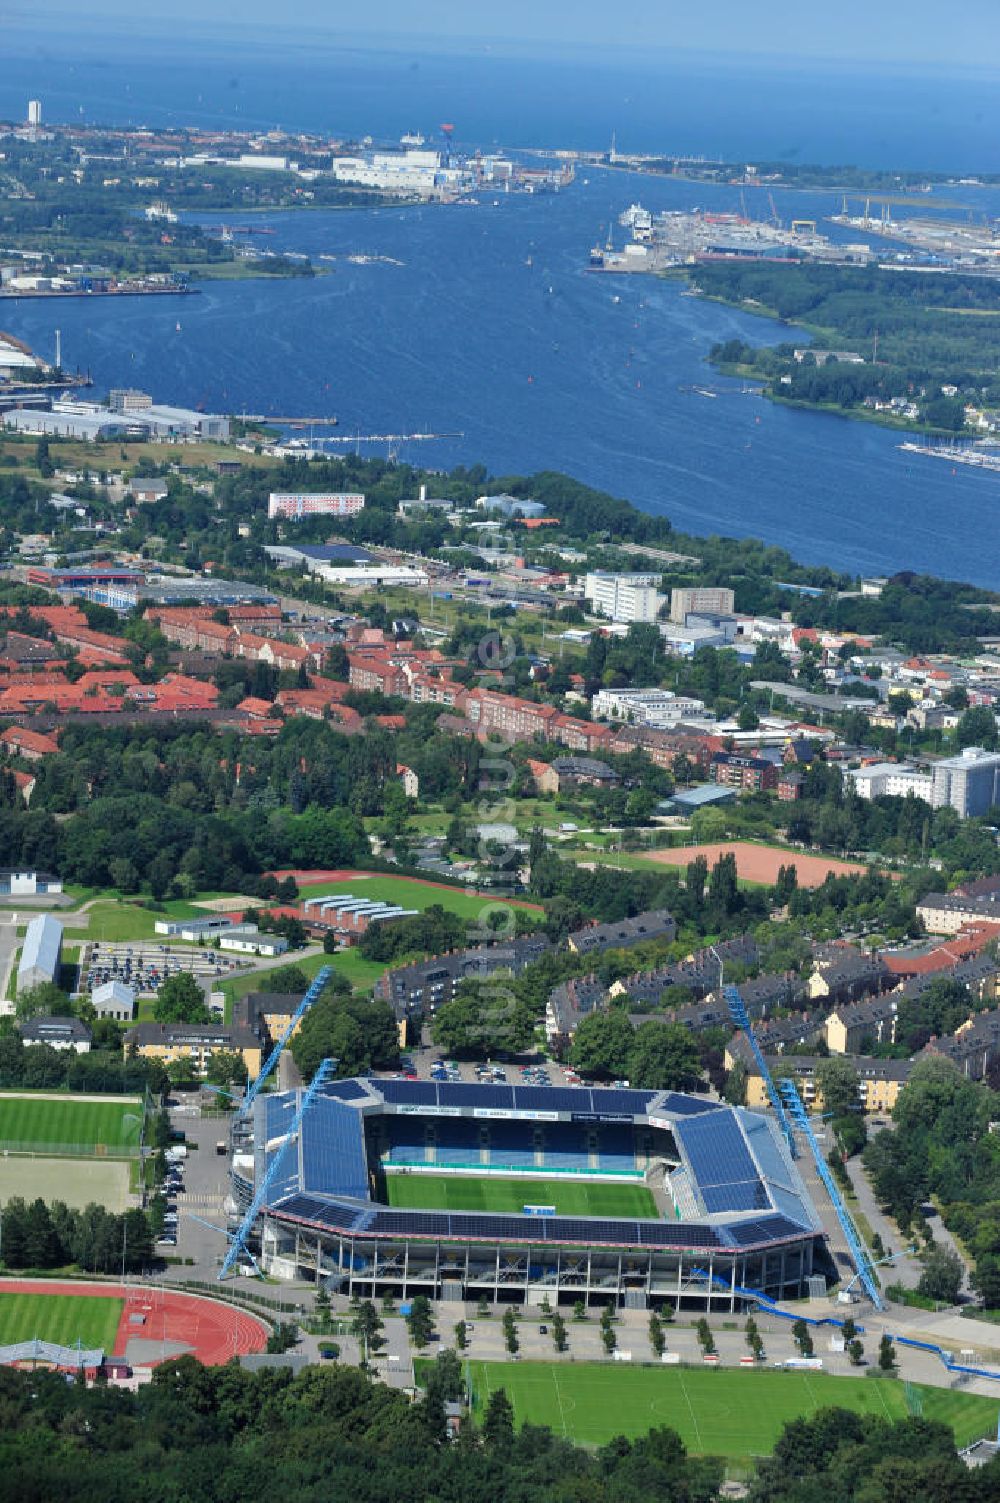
(778, 1076, 883, 1310)
(723, 983, 797, 1158)
(219, 1057, 333, 1281)
(240, 966, 331, 1117)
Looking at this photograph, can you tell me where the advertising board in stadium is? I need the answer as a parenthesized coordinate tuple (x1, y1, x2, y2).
(397, 1105, 463, 1116)
(571, 1111, 635, 1125)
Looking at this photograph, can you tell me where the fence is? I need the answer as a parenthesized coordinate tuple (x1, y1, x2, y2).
(1, 1141, 141, 1159)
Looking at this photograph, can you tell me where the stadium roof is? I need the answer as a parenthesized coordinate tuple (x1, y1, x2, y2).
(257, 1077, 820, 1255)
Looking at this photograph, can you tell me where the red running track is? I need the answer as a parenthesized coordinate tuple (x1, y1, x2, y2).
(1, 1279, 269, 1366)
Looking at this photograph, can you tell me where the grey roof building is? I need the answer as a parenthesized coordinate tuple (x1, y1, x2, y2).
(375, 936, 551, 1024)
(19, 1015, 91, 1052)
(17, 914, 63, 992)
(91, 978, 136, 1021)
(568, 908, 676, 957)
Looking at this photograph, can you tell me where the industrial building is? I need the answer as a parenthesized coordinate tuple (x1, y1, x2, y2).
(239, 1077, 824, 1307)
(16, 914, 64, 992)
(591, 687, 705, 727)
(4, 398, 229, 442)
(90, 979, 137, 1021)
(475, 494, 547, 520)
(0, 869, 62, 897)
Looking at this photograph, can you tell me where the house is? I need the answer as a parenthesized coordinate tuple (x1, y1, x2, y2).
(612, 935, 760, 1009)
(921, 1006, 1000, 1081)
(90, 978, 136, 1021)
(397, 763, 419, 799)
(916, 891, 1000, 935)
(0, 727, 60, 761)
(18, 1015, 91, 1053)
(776, 768, 804, 802)
(526, 758, 559, 795)
(823, 996, 899, 1054)
(568, 908, 676, 957)
(743, 1054, 912, 1115)
(710, 752, 778, 793)
(807, 946, 892, 1009)
(128, 477, 169, 504)
(123, 1022, 264, 1077)
(17, 914, 63, 992)
(217, 927, 288, 957)
(376, 936, 551, 1039)
(549, 756, 620, 789)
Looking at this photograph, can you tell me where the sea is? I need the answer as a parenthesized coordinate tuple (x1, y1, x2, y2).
(1, 23, 999, 588)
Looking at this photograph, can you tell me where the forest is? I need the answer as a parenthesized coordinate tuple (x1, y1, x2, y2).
(0, 1355, 995, 1503)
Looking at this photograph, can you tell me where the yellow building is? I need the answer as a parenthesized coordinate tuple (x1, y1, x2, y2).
(743, 1054, 911, 1116)
(124, 1022, 263, 1078)
(823, 998, 898, 1055)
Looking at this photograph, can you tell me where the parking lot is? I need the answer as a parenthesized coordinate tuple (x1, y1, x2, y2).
(81, 940, 244, 997)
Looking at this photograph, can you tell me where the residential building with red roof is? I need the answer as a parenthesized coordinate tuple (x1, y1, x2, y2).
(0, 726, 60, 760)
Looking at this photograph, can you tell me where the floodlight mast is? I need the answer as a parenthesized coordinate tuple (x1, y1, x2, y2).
(711, 946, 796, 1158)
(219, 1057, 334, 1281)
(779, 1076, 884, 1310)
(240, 966, 332, 1117)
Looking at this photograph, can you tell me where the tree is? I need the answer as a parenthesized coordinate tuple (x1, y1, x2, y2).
(695, 1318, 715, 1355)
(204, 1049, 248, 1091)
(917, 1242, 963, 1305)
(568, 1008, 633, 1080)
(405, 1295, 436, 1349)
(627, 1021, 703, 1092)
(847, 1338, 865, 1366)
(878, 1334, 896, 1372)
(956, 705, 998, 752)
(599, 1307, 617, 1354)
(263, 964, 310, 995)
(649, 1311, 665, 1358)
(686, 855, 708, 906)
(153, 973, 210, 1025)
(816, 1057, 861, 1119)
(431, 981, 535, 1059)
(453, 1320, 468, 1351)
(572, 1299, 587, 1322)
(15, 981, 71, 1021)
(502, 1308, 519, 1355)
(481, 1387, 515, 1450)
(314, 1286, 332, 1332)
(551, 1311, 568, 1352)
(841, 1316, 857, 1343)
(792, 1319, 814, 1357)
(350, 1300, 385, 1356)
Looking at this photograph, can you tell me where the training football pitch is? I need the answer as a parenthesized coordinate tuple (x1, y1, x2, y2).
(464, 1361, 999, 1458)
(0, 1093, 144, 1153)
(0, 1292, 123, 1353)
(384, 1173, 658, 1219)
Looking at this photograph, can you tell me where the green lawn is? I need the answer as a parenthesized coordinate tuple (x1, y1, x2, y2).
(457, 1361, 999, 1459)
(297, 874, 541, 921)
(384, 1173, 657, 1218)
(0, 1292, 123, 1352)
(0, 1093, 144, 1153)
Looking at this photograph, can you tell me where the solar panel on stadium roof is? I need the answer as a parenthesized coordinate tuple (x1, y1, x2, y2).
(541, 1218, 642, 1244)
(722, 1215, 805, 1247)
(273, 1193, 363, 1231)
(512, 1086, 582, 1112)
(370, 1210, 452, 1237)
(658, 1092, 721, 1117)
(587, 1089, 656, 1114)
(378, 1079, 438, 1104)
(675, 1109, 768, 1214)
(639, 1222, 721, 1248)
(301, 1098, 368, 1199)
(323, 1080, 371, 1101)
(437, 1082, 514, 1109)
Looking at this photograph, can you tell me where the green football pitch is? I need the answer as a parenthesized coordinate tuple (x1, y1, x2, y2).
(462, 1361, 1000, 1459)
(0, 1094, 144, 1152)
(0, 1293, 123, 1353)
(384, 1173, 658, 1218)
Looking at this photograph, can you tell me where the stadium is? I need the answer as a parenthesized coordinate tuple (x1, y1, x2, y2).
(234, 1078, 826, 1309)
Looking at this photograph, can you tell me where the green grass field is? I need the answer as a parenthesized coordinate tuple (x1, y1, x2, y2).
(0, 1293, 123, 1352)
(384, 1173, 658, 1219)
(0, 1094, 144, 1153)
(459, 1361, 999, 1459)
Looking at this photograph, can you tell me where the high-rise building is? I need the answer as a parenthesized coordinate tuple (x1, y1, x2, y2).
(267, 492, 365, 520)
(584, 572, 664, 624)
(669, 585, 736, 623)
(27, 100, 41, 127)
(931, 746, 1000, 818)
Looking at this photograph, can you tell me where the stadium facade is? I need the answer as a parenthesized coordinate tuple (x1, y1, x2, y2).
(235, 1079, 825, 1310)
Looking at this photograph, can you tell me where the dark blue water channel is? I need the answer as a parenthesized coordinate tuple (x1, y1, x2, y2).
(6, 169, 998, 586)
